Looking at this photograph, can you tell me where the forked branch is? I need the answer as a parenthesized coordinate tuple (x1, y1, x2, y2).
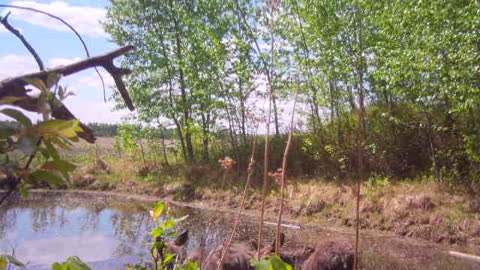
(0, 45, 136, 111)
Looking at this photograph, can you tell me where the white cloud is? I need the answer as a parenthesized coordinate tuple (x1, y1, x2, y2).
(71, 70, 115, 90)
(0, 54, 38, 79)
(4, 1, 108, 38)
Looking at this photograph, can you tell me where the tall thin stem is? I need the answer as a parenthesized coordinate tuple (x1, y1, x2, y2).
(258, 94, 272, 260)
(275, 83, 299, 254)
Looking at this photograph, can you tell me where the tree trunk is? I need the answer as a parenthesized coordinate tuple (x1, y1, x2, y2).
(160, 126, 170, 166)
(173, 15, 194, 163)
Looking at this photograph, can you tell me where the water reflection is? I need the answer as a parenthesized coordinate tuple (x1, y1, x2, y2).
(1, 192, 479, 270)
(0, 193, 154, 270)
(0, 192, 277, 270)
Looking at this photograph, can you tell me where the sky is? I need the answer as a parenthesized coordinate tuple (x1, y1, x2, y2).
(0, 0, 301, 131)
(0, 0, 130, 124)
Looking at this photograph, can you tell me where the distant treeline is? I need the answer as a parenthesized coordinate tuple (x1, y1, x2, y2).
(87, 123, 118, 137)
(87, 123, 176, 138)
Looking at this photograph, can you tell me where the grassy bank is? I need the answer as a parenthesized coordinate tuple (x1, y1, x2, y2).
(65, 138, 480, 255)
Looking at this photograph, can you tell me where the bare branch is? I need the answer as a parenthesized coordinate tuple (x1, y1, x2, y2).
(0, 46, 135, 143)
(0, 4, 107, 98)
(0, 12, 45, 70)
(0, 45, 136, 111)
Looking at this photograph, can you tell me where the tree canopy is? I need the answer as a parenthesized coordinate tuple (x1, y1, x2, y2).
(104, 0, 479, 181)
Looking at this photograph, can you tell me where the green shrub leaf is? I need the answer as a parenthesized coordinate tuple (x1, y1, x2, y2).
(1, 109, 32, 127)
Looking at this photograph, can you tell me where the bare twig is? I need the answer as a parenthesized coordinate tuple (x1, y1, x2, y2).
(216, 130, 259, 270)
(275, 82, 299, 254)
(0, 4, 106, 98)
(0, 12, 44, 70)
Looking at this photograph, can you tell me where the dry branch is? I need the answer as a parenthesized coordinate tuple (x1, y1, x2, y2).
(0, 45, 135, 110)
(0, 45, 136, 142)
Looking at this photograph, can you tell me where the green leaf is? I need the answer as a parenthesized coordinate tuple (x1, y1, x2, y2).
(44, 140, 60, 160)
(0, 109, 32, 127)
(161, 218, 175, 229)
(181, 261, 199, 270)
(28, 170, 64, 187)
(52, 257, 91, 270)
(64, 256, 91, 270)
(250, 258, 271, 270)
(250, 256, 292, 270)
(4, 255, 25, 267)
(163, 252, 176, 265)
(0, 256, 6, 270)
(269, 255, 292, 270)
(51, 262, 62, 270)
(150, 226, 165, 238)
(50, 136, 72, 150)
(19, 186, 29, 197)
(35, 119, 81, 138)
(151, 201, 164, 221)
(23, 77, 47, 92)
(46, 72, 60, 89)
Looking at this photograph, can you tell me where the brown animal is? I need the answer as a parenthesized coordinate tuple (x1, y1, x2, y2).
(284, 237, 353, 270)
(187, 247, 211, 265)
(201, 233, 285, 270)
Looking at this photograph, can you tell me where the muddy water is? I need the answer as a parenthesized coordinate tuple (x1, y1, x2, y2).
(0, 191, 478, 270)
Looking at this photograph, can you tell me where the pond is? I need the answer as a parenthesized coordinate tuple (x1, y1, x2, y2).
(0, 191, 479, 270)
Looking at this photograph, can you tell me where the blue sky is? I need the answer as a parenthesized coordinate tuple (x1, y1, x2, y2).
(0, 0, 129, 123)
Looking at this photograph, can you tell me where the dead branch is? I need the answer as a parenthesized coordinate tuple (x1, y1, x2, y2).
(0, 12, 44, 70)
(0, 45, 135, 110)
(0, 46, 135, 142)
(0, 4, 107, 97)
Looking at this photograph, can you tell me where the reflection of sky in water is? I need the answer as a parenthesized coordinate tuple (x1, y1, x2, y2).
(0, 193, 277, 270)
(0, 205, 153, 270)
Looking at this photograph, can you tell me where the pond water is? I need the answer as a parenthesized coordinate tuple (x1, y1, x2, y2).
(0, 191, 479, 270)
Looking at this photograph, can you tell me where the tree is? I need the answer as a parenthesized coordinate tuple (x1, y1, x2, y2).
(0, 7, 134, 204)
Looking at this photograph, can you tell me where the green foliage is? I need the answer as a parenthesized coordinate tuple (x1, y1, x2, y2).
(86, 123, 118, 137)
(251, 255, 292, 270)
(105, 0, 479, 182)
(0, 254, 25, 270)
(1, 73, 82, 197)
(52, 257, 91, 270)
(364, 174, 390, 196)
(114, 122, 141, 156)
(127, 201, 199, 270)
